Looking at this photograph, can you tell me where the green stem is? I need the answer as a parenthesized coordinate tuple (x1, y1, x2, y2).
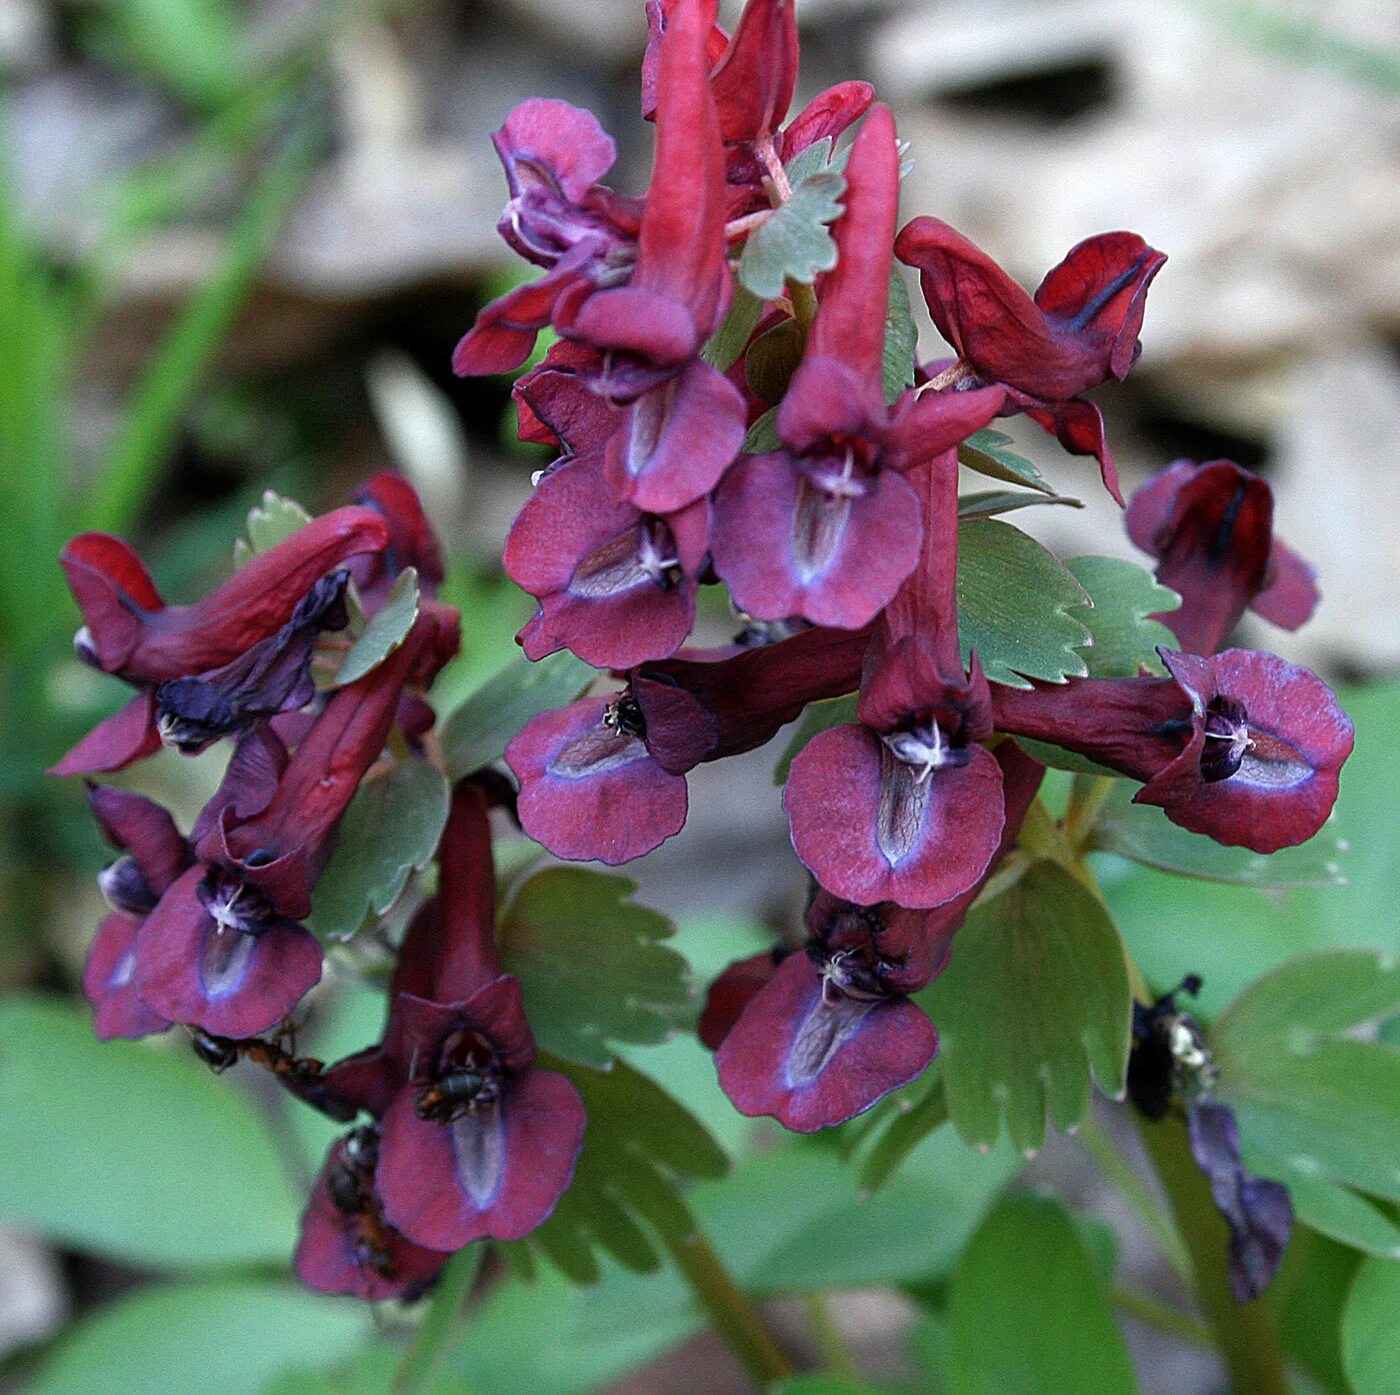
(1112, 1287, 1213, 1347)
(789, 279, 819, 334)
(1134, 1111, 1291, 1395)
(803, 1291, 859, 1379)
(1075, 1112, 1192, 1287)
(394, 1244, 485, 1394)
(660, 1223, 793, 1390)
(1064, 774, 1117, 852)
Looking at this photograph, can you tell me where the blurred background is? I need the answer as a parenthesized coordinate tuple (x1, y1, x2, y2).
(1, 1, 1397, 1392)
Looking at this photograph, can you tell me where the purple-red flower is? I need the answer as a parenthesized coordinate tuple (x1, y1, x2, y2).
(783, 452, 1006, 907)
(896, 219, 1167, 504)
(994, 647, 1353, 853)
(52, 507, 391, 776)
(359, 785, 586, 1251)
(1125, 458, 1319, 654)
(295, 1127, 449, 1300)
(712, 106, 1003, 628)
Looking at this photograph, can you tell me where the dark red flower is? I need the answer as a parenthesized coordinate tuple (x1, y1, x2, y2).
(1125, 458, 1319, 653)
(712, 107, 1004, 627)
(350, 471, 448, 605)
(993, 647, 1353, 853)
(451, 100, 641, 377)
(505, 454, 711, 668)
(363, 786, 586, 1250)
(295, 1127, 449, 1300)
(897, 219, 1166, 504)
(783, 452, 1005, 907)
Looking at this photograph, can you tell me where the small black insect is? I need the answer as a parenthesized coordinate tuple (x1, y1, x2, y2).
(415, 1069, 488, 1122)
(1126, 973, 1216, 1120)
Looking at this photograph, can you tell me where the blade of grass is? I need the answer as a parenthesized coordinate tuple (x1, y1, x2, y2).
(83, 117, 325, 537)
(394, 1244, 486, 1394)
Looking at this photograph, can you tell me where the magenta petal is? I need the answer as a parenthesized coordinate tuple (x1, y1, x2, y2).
(716, 953, 937, 1132)
(506, 698, 688, 864)
(781, 80, 876, 158)
(49, 691, 162, 777)
(376, 1070, 586, 1249)
(776, 357, 881, 452)
(1254, 538, 1320, 632)
(604, 358, 746, 514)
(134, 867, 322, 1035)
(785, 725, 1004, 908)
(294, 1146, 449, 1300)
(711, 452, 922, 628)
(567, 286, 699, 366)
(495, 98, 617, 204)
(83, 913, 170, 1041)
(885, 385, 1008, 470)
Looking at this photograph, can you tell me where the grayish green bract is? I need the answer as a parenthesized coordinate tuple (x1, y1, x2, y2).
(946, 1195, 1138, 1395)
(521, 1056, 729, 1282)
(1212, 949, 1400, 1257)
(333, 566, 419, 687)
(442, 648, 595, 781)
(1092, 782, 1348, 887)
(499, 868, 696, 1068)
(1343, 1256, 1400, 1395)
(958, 429, 1056, 495)
(918, 859, 1132, 1154)
(701, 285, 764, 373)
(742, 405, 782, 454)
(883, 269, 918, 403)
(956, 519, 1093, 688)
(24, 1279, 368, 1395)
(737, 169, 846, 300)
(957, 489, 1083, 521)
(744, 318, 805, 404)
(0, 996, 300, 1268)
(1064, 555, 1180, 678)
(306, 757, 449, 941)
(772, 694, 858, 786)
(244, 488, 313, 554)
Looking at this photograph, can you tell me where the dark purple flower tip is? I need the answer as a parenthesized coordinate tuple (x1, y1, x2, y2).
(1137, 648, 1354, 853)
(715, 950, 937, 1132)
(506, 696, 689, 863)
(785, 723, 1005, 909)
(61, 509, 390, 686)
(710, 447, 923, 629)
(631, 673, 717, 774)
(896, 218, 1166, 402)
(506, 455, 708, 670)
(295, 1129, 449, 1301)
(698, 948, 789, 1051)
(351, 472, 446, 602)
(1186, 1098, 1293, 1303)
(133, 867, 322, 1036)
(83, 913, 170, 1041)
(602, 357, 747, 515)
(48, 690, 164, 778)
(376, 1066, 586, 1250)
(153, 570, 350, 755)
(87, 784, 190, 900)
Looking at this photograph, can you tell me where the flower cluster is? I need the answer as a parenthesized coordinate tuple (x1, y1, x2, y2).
(461, 0, 1354, 1135)
(54, 475, 593, 1298)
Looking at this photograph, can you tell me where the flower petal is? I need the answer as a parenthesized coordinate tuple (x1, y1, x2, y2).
(83, 913, 170, 1041)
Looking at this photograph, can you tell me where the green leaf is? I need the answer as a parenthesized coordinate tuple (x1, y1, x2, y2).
(737, 169, 845, 300)
(333, 567, 419, 687)
(946, 1195, 1138, 1395)
(1213, 949, 1400, 1050)
(782, 137, 849, 186)
(499, 869, 695, 1068)
(956, 519, 1092, 688)
(856, 1069, 950, 1193)
(526, 1056, 728, 1280)
(958, 429, 1056, 496)
(244, 489, 313, 555)
(918, 860, 1132, 1153)
(1091, 782, 1347, 887)
(701, 284, 765, 372)
(394, 1246, 485, 1395)
(958, 489, 1084, 521)
(442, 648, 596, 781)
(1064, 555, 1180, 678)
(26, 1279, 367, 1395)
(745, 318, 805, 404)
(777, 1380, 902, 1395)
(1343, 1255, 1400, 1395)
(742, 405, 781, 454)
(882, 269, 918, 403)
(306, 758, 449, 941)
(772, 694, 858, 786)
(0, 995, 300, 1268)
(1247, 1157, 1400, 1259)
(1012, 738, 1123, 777)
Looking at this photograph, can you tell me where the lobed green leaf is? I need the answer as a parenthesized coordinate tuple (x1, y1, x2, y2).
(1064, 555, 1179, 678)
(958, 429, 1056, 495)
(737, 169, 846, 300)
(332, 566, 419, 687)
